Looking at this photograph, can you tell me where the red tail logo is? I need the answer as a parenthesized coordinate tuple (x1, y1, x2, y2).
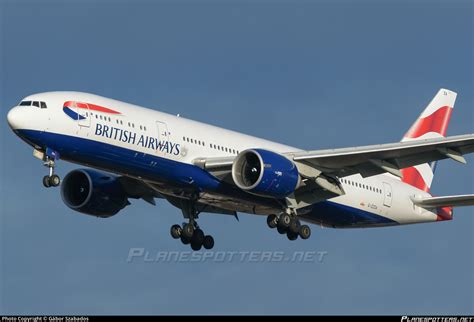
(400, 89, 456, 192)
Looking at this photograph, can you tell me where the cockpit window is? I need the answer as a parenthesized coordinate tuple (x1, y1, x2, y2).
(19, 100, 47, 108)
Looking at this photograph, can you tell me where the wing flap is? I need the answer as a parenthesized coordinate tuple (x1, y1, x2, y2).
(412, 194, 474, 208)
(290, 134, 474, 177)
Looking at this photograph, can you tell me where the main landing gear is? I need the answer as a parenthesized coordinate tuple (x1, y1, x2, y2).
(267, 213, 311, 241)
(42, 157, 61, 188)
(170, 199, 215, 251)
(170, 222, 214, 251)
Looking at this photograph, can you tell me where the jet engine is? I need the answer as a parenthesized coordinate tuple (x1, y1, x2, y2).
(232, 149, 300, 198)
(61, 169, 130, 218)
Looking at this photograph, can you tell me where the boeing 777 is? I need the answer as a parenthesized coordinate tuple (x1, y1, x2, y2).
(7, 88, 474, 250)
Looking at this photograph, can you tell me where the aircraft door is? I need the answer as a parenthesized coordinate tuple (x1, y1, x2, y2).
(156, 121, 169, 155)
(73, 102, 91, 128)
(382, 182, 392, 207)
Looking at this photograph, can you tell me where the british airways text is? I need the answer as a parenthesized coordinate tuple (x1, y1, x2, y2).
(94, 123, 180, 155)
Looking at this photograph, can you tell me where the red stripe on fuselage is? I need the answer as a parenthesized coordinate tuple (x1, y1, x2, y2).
(63, 101, 121, 114)
(404, 106, 452, 138)
(401, 166, 429, 192)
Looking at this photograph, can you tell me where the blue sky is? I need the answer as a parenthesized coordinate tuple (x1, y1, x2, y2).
(1, 0, 473, 315)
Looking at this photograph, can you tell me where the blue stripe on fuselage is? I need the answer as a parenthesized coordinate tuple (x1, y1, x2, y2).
(16, 129, 397, 228)
(18, 129, 225, 190)
(300, 200, 398, 228)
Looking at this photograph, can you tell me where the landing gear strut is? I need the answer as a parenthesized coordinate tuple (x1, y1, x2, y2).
(267, 213, 311, 241)
(42, 157, 60, 188)
(170, 199, 215, 250)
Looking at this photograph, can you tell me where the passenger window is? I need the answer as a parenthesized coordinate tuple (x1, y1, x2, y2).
(19, 101, 31, 106)
(40, 102, 47, 109)
(32, 101, 40, 107)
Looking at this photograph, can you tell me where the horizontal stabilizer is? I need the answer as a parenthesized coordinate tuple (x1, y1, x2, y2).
(412, 194, 474, 208)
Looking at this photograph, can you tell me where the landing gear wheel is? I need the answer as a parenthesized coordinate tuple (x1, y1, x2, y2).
(191, 228, 205, 245)
(278, 213, 291, 228)
(182, 223, 195, 239)
(289, 218, 301, 234)
(180, 235, 191, 245)
(203, 235, 214, 250)
(170, 224, 182, 239)
(299, 225, 311, 240)
(277, 225, 287, 234)
(191, 241, 202, 251)
(42, 175, 51, 188)
(50, 174, 61, 187)
(267, 214, 278, 229)
(287, 231, 298, 241)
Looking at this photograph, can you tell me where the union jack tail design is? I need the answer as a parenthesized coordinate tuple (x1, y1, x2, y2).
(400, 89, 457, 193)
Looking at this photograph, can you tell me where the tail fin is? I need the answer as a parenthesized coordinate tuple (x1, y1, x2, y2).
(400, 88, 457, 192)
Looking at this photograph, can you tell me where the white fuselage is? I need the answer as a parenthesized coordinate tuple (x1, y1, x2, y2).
(7, 91, 443, 227)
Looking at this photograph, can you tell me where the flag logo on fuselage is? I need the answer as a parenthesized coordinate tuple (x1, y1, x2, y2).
(63, 101, 121, 120)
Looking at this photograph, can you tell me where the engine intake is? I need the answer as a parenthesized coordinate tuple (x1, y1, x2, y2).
(232, 149, 300, 198)
(61, 169, 129, 218)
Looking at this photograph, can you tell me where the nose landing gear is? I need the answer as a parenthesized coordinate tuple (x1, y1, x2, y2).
(43, 160, 61, 188)
(43, 149, 61, 188)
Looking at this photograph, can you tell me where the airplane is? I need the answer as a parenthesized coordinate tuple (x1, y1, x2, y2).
(6, 88, 474, 250)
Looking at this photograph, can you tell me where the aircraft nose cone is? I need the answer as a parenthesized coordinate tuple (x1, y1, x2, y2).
(7, 107, 20, 129)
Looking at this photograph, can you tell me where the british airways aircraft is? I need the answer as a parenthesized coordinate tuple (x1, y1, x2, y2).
(7, 89, 474, 250)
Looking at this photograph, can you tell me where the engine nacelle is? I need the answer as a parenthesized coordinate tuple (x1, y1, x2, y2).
(61, 169, 129, 218)
(232, 149, 300, 198)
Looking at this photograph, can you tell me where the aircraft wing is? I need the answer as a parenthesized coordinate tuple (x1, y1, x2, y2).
(195, 134, 474, 180)
(193, 134, 474, 207)
(288, 133, 474, 178)
(118, 176, 164, 205)
(412, 194, 474, 208)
